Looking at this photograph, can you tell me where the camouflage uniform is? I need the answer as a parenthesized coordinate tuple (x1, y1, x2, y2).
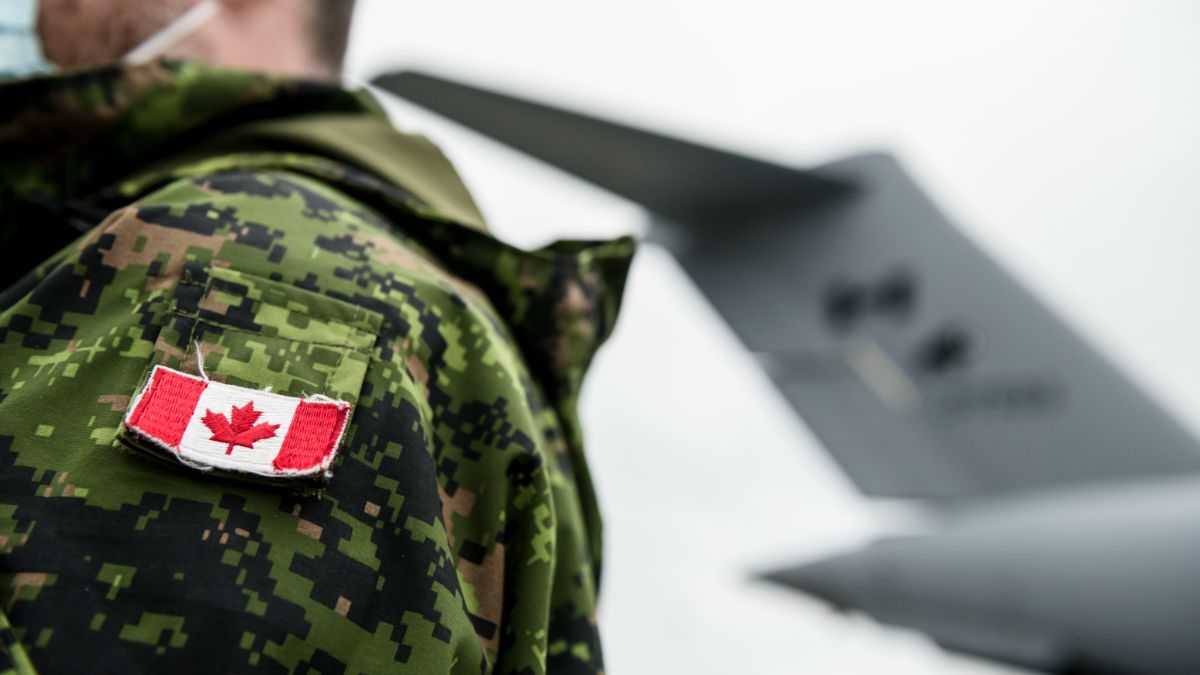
(0, 61, 634, 674)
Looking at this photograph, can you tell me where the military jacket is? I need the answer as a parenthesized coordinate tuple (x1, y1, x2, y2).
(0, 61, 633, 674)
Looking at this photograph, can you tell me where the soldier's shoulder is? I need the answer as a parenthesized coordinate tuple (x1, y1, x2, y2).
(94, 164, 460, 299)
(129, 167, 391, 242)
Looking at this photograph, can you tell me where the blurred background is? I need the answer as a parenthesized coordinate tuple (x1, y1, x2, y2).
(346, 2, 1200, 673)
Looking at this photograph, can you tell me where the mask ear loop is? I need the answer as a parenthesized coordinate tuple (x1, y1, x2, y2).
(124, 0, 223, 65)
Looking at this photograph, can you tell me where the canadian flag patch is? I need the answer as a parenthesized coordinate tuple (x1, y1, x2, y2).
(124, 365, 352, 478)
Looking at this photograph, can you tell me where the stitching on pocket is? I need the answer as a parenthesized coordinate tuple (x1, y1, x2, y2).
(172, 313, 375, 352)
(179, 267, 383, 336)
(225, 270, 380, 334)
(173, 268, 382, 352)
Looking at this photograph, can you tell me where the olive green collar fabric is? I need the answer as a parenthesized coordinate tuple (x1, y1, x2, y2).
(141, 112, 491, 233)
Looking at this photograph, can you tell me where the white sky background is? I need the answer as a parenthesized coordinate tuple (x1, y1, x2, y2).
(346, 2, 1200, 673)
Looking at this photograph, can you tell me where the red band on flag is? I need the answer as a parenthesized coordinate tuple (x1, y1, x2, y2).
(127, 367, 208, 448)
(274, 401, 350, 472)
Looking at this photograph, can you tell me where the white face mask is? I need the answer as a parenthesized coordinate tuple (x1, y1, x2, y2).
(0, 0, 224, 80)
(0, 0, 51, 78)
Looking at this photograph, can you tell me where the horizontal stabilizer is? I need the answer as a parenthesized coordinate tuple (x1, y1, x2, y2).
(372, 70, 848, 224)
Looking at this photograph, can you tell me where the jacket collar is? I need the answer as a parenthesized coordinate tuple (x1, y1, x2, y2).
(0, 60, 378, 206)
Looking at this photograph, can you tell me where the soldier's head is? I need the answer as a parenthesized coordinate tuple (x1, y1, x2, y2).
(37, 0, 356, 79)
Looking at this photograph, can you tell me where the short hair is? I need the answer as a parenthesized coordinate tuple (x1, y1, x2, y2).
(309, 0, 356, 72)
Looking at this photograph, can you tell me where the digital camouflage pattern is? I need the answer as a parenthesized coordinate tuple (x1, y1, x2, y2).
(0, 61, 634, 674)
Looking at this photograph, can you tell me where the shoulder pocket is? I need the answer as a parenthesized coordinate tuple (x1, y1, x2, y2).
(117, 265, 382, 486)
(166, 266, 379, 400)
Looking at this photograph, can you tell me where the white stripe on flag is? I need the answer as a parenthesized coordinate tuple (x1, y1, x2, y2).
(178, 386, 300, 474)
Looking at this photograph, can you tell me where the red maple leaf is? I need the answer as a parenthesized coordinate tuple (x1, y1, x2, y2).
(201, 401, 280, 455)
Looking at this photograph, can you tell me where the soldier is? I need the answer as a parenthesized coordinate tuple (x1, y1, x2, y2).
(0, 1, 634, 673)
